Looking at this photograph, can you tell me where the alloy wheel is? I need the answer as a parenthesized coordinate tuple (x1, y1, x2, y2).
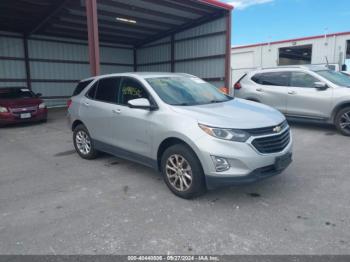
(165, 154, 193, 191)
(75, 130, 91, 155)
(339, 111, 350, 131)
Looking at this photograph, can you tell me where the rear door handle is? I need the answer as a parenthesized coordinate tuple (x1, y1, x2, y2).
(288, 91, 296, 95)
(112, 109, 121, 114)
(83, 102, 90, 106)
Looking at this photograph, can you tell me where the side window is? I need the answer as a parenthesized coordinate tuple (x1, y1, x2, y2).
(258, 72, 290, 86)
(86, 81, 98, 99)
(73, 80, 93, 96)
(251, 74, 262, 84)
(95, 77, 121, 103)
(290, 72, 319, 88)
(119, 77, 148, 105)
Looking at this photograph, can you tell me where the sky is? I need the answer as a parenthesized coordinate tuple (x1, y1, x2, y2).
(222, 0, 350, 46)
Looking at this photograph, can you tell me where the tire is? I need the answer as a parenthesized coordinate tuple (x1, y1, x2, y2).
(73, 124, 98, 159)
(335, 107, 350, 136)
(161, 144, 206, 199)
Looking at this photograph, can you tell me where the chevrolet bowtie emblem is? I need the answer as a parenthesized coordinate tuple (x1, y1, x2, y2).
(273, 126, 282, 133)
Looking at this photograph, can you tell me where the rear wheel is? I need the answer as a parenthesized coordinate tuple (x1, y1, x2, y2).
(73, 124, 98, 159)
(161, 144, 206, 199)
(335, 107, 350, 136)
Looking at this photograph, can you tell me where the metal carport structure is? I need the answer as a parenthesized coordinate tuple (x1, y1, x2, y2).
(0, 0, 233, 107)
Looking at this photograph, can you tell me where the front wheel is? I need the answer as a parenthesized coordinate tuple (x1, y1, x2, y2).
(73, 124, 98, 159)
(335, 107, 350, 136)
(161, 144, 206, 199)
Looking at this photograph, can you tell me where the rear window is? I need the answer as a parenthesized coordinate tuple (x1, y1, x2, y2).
(0, 88, 35, 99)
(73, 80, 93, 96)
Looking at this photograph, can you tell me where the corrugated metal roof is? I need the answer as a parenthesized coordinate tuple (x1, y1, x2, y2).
(0, 0, 231, 46)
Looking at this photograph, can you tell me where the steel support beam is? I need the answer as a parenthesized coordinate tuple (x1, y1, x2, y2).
(225, 11, 232, 92)
(85, 0, 100, 76)
(23, 36, 31, 90)
(171, 34, 175, 72)
(133, 48, 137, 72)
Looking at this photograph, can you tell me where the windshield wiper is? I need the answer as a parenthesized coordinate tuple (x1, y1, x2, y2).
(169, 102, 192, 106)
(209, 99, 228, 103)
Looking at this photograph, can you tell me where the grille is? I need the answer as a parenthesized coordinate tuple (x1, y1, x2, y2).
(252, 128, 290, 154)
(10, 106, 37, 115)
(245, 120, 288, 136)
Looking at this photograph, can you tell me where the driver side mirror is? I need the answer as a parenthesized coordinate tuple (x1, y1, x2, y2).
(36, 93, 42, 97)
(314, 82, 328, 90)
(127, 98, 157, 110)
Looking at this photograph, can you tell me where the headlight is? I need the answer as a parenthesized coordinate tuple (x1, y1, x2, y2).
(0, 106, 8, 113)
(199, 124, 250, 142)
(38, 102, 46, 109)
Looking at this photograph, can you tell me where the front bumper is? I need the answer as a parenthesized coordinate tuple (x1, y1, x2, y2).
(205, 153, 292, 189)
(0, 109, 47, 125)
(193, 129, 293, 189)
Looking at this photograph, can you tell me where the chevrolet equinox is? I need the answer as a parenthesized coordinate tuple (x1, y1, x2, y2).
(68, 73, 293, 199)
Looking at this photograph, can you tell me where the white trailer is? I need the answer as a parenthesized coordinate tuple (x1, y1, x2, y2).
(231, 31, 350, 85)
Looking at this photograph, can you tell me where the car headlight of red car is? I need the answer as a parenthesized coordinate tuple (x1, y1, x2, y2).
(0, 106, 8, 113)
(38, 102, 46, 109)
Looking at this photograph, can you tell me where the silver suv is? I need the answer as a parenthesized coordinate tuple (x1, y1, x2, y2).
(234, 65, 350, 136)
(68, 73, 292, 199)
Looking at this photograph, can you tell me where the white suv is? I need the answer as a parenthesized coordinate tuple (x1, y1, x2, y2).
(234, 66, 350, 135)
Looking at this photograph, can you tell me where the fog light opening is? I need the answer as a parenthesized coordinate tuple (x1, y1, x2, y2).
(212, 156, 230, 172)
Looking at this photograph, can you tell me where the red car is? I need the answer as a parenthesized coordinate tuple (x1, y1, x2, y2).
(0, 87, 48, 126)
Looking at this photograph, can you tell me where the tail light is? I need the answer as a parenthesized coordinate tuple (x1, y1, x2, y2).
(234, 82, 242, 90)
(67, 98, 72, 108)
(219, 87, 229, 94)
(234, 74, 247, 90)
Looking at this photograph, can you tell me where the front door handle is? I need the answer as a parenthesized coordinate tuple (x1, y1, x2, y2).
(112, 109, 121, 114)
(83, 102, 90, 106)
(256, 88, 263, 92)
(288, 91, 296, 95)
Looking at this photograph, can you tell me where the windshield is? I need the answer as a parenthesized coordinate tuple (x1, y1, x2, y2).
(0, 88, 35, 99)
(146, 76, 232, 106)
(316, 70, 350, 87)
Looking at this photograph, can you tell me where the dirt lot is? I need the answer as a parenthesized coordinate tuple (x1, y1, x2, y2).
(0, 108, 349, 254)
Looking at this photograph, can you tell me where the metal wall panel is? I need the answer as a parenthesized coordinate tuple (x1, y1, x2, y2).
(138, 63, 171, 72)
(175, 17, 226, 40)
(175, 57, 225, 79)
(26, 37, 134, 107)
(175, 34, 225, 60)
(45, 99, 69, 108)
(100, 46, 133, 64)
(143, 36, 171, 47)
(0, 60, 26, 79)
(100, 65, 133, 74)
(136, 17, 227, 83)
(208, 81, 225, 88)
(137, 44, 171, 64)
(0, 82, 27, 88)
(30, 61, 90, 80)
(28, 39, 88, 60)
(31, 82, 75, 97)
(0, 36, 24, 57)
(174, 17, 226, 80)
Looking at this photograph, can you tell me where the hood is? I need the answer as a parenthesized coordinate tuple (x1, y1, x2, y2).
(170, 98, 285, 129)
(0, 97, 43, 108)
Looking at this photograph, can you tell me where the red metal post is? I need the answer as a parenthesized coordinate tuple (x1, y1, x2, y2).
(225, 10, 232, 93)
(85, 0, 100, 76)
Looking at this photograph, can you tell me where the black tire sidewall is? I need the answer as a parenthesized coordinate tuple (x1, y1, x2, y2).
(335, 107, 350, 136)
(161, 144, 206, 199)
(73, 124, 98, 159)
